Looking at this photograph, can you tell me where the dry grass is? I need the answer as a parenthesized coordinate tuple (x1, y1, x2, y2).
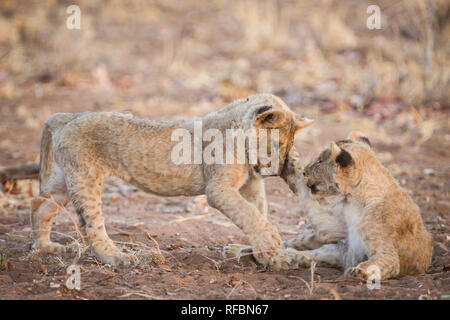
(0, 0, 447, 110)
(0, 1, 447, 299)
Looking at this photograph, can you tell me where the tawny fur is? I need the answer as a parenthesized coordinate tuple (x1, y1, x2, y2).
(281, 131, 433, 279)
(31, 94, 313, 266)
(224, 131, 433, 279)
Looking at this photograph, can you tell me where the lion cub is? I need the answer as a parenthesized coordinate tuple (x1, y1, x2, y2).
(31, 94, 313, 266)
(281, 130, 433, 279)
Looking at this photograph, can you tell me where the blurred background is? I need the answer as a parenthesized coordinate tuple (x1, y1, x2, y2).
(0, 0, 448, 166)
(0, 0, 449, 300)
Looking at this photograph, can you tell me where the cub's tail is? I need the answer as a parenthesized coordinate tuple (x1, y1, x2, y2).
(39, 113, 75, 192)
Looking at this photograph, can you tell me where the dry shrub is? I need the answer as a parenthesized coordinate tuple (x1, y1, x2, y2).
(0, 0, 447, 107)
(232, 0, 291, 50)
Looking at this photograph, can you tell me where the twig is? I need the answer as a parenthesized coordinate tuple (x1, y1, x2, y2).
(36, 196, 86, 247)
(288, 275, 313, 295)
(226, 280, 243, 299)
(201, 255, 222, 281)
(145, 232, 162, 255)
(18, 229, 85, 264)
(0, 163, 39, 183)
(226, 280, 258, 299)
(118, 291, 164, 300)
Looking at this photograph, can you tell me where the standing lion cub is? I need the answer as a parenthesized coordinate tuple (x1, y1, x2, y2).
(280, 130, 433, 279)
(31, 94, 313, 266)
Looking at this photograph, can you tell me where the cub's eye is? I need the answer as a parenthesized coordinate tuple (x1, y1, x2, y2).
(317, 159, 322, 164)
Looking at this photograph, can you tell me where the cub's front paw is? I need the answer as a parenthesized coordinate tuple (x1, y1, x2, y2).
(92, 242, 136, 266)
(269, 248, 305, 271)
(298, 176, 313, 198)
(248, 223, 282, 266)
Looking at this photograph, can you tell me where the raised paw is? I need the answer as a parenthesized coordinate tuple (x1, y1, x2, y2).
(222, 244, 255, 265)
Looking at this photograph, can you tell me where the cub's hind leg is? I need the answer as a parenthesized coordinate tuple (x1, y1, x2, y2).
(31, 166, 70, 253)
(346, 235, 400, 280)
(66, 173, 134, 266)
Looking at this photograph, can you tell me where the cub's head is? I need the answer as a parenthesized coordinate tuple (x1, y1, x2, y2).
(244, 94, 314, 175)
(303, 130, 373, 196)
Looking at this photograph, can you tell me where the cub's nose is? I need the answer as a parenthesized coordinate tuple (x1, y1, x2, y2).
(307, 183, 318, 193)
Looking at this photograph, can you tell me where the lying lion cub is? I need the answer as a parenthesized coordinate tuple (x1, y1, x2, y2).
(281, 130, 433, 279)
(31, 94, 314, 266)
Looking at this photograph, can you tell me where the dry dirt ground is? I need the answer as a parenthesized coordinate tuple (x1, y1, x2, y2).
(0, 104, 448, 300)
(0, 0, 449, 300)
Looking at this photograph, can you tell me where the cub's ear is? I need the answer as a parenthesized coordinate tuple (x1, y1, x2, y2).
(254, 106, 286, 128)
(347, 130, 371, 147)
(331, 142, 353, 168)
(294, 113, 314, 132)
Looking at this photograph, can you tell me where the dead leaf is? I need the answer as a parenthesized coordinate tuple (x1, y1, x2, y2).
(167, 244, 183, 250)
